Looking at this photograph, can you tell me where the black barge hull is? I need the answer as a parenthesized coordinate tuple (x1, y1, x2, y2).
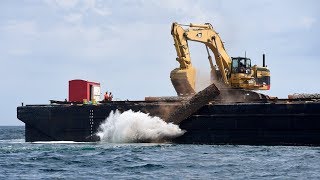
(17, 101, 320, 145)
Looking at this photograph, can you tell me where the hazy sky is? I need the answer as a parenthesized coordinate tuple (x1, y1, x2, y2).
(1, 0, 319, 125)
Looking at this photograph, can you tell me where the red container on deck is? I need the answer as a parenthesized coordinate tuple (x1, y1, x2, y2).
(69, 79, 101, 102)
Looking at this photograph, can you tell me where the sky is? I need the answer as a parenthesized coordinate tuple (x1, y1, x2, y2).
(0, 0, 319, 125)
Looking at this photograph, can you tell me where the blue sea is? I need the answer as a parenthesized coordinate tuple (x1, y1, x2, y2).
(1, 126, 320, 179)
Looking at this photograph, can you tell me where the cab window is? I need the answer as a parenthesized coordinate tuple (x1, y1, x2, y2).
(232, 58, 251, 74)
(232, 59, 238, 73)
(246, 59, 251, 67)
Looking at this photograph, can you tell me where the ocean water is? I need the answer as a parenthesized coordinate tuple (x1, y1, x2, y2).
(1, 126, 320, 179)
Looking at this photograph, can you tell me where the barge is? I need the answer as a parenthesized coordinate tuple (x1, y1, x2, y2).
(17, 98, 320, 145)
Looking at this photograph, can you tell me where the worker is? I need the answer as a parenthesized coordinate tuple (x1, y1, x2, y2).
(109, 92, 113, 101)
(239, 62, 245, 73)
(104, 92, 109, 101)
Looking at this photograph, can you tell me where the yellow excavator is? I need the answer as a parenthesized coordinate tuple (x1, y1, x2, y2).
(170, 22, 270, 97)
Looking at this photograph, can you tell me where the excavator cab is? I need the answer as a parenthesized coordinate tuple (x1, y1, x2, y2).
(230, 57, 270, 90)
(231, 57, 252, 74)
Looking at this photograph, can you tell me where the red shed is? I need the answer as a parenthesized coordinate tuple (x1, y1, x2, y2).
(69, 79, 101, 102)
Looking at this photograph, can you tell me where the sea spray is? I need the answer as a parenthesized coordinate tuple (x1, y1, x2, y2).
(96, 110, 185, 143)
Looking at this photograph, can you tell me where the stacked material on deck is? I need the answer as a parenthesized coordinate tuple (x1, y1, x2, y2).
(288, 93, 320, 99)
(165, 83, 220, 125)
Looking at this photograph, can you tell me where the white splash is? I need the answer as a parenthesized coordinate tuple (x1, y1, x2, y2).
(96, 110, 185, 143)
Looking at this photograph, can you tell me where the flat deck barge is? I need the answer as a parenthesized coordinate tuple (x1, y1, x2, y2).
(17, 98, 320, 145)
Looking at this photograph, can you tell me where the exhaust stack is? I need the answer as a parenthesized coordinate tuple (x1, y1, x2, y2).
(263, 54, 266, 67)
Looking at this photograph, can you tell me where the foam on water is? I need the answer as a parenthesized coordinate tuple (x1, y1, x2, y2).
(96, 110, 185, 143)
(0, 139, 25, 144)
(31, 141, 88, 144)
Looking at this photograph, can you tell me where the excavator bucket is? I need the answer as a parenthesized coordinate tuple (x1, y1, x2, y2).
(170, 66, 196, 96)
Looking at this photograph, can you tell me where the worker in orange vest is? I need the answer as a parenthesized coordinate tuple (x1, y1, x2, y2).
(104, 91, 109, 102)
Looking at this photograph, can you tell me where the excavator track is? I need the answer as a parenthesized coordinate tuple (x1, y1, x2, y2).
(217, 88, 269, 103)
(210, 80, 269, 102)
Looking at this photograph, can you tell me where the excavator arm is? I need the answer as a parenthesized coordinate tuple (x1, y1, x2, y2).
(171, 23, 192, 69)
(170, 23, 196, 96)
(181, 23, 231, 84)
(171, 22, 231, 95)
